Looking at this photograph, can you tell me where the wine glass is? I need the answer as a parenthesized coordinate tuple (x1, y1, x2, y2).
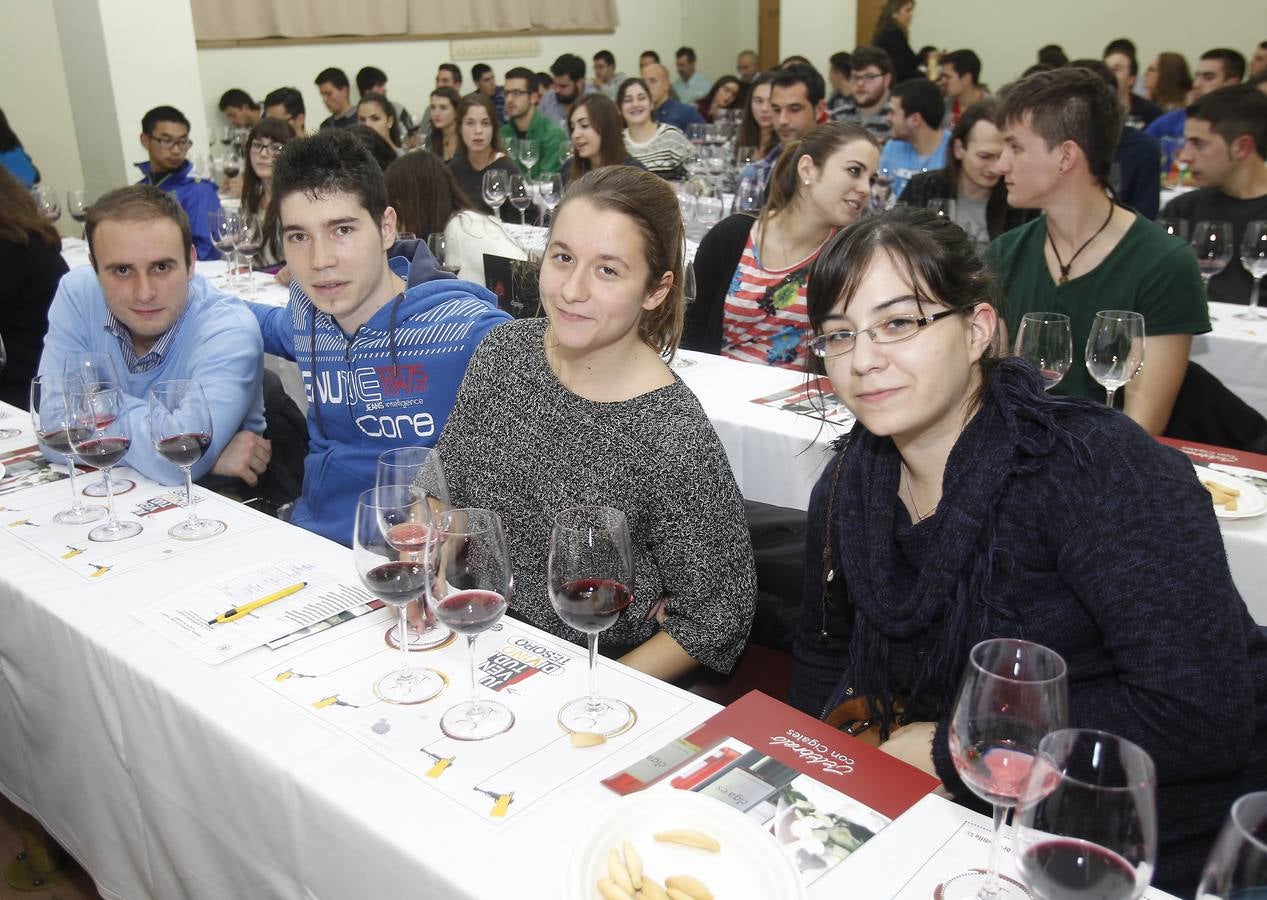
(430, 508, 515, 741)
(734, 145, 757, 168)
(1237, 220, 1267, 321)
(676, 190, 697, 226)
(219, 125, 235, 150)
(29, 375, 106, 524)
(1014, 312, 1073, 390)
(943, 638, 1069, 900)
(64, 353, 135, 496)
(482, 169, 508, 220)
(67, 190, 89, 232)
(1156, 218, 1189, 241)
(504, 137, 521, 168)
(0, 335, 18, 440)
(234, 213, 263, 295)
(147, 380, 226, 540)
(1085, 310, 1145, 410)
(539, 174, 563, 226)
(1196, 792, 1267, 898)
(518, 139, 539, 176)
(209, 208, 240, 285)
(696, 195, 723, 232)
(927, 198, 956, 219)
(1192, 221, 1234, 301)
(735, 177, 762, 214)
(548, 506, 636, 738)
(558, 140, 572, 168)
(872, 168, 894, 210)
(376, 446, 454, 652)
(427, 233, 459, 276)
(1015, 729, 1157, 900)
(353, 485, 448, 704)
(32, 186, 60, 223)
(221, 148, 242, 181)
(508, 173, 532, 226)
(67, 386, 142, 542)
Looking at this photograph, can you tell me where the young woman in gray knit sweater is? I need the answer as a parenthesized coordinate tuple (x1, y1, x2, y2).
(436, 167, 757, 681)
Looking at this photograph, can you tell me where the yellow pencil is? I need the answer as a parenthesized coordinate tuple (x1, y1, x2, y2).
(208, 581, 308, 625)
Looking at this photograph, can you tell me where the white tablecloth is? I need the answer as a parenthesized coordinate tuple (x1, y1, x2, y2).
(1193, 302, 1267, 419)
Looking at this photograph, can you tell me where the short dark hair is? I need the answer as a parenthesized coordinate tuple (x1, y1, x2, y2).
(1070, 58, 1117, 92)
(348, 124, 397, 171)
(1201, 48, 1247, 82)
(356, 66, 387, 94)
(1037, 44, 1068, 68)
(891, 77, 945, 129)
(272, 129, 389, 228)
(769, 63, 825, 107)
(594, 50, 615, 67)
(640, 50, 661, 64)
(86, 185, 192, 266)
(438, 63, 463, 85)
(218, 89, 257, 112)
(315, 67, 349, 91)
(997, 66, 1122, 186)
(551, 53, 586, 82)
(829, 52, 852, 77)
(851, 45, 894, 78)
(940, 49, 981, 84)
(384, 150, 473, 238)
(263, 87, 305, 118)
(1102, 39, 1139, 76)
(504, 66, 536, 89)
(535, 72, 553, 92)
(1188, 84, 1267, 158)
(780, 55, 812, 69)
(471, 63, 492, 82)
(141, 105, 190, 134)
(676, 47, 696, 64)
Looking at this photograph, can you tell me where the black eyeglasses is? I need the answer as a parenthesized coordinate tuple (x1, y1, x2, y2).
(808, 308, 965, 358)
(250, 141, 285, 156)
(149, 135, 192, 150)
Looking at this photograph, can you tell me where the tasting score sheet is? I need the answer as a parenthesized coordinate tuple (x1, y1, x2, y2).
(134, 561, 375, 664)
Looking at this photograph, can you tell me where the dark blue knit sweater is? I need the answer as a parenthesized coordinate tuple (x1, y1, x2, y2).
(791, 390, 1267, 896)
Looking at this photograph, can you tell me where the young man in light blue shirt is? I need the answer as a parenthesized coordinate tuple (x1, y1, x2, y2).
(38, 186, 269, 486)
(883, 77, 951, 198)
(673, 47, 712, 105)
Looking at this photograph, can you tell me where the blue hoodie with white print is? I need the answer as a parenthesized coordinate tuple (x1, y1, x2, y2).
(250, 240, 510, 545)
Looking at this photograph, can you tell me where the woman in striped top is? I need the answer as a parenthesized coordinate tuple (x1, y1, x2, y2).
(619, 77, 694, 179)
(684, 122, 880, 369)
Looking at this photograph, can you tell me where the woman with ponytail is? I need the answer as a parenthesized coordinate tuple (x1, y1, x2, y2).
(684, 122, 879, 369)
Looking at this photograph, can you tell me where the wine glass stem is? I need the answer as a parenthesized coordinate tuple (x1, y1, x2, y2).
(397, 604, 413, 679)
(1251, 276, 1263, 314)
(467, 633, 482, 713)
(102, 468, 119, 530)
(978, 802, 1009, 898)
(182, 466, 198, 529)
(1104, 386, 1117, 409)
(586, 632, 602, 713)
(65, 459, 86, 512)
(519, 209, 526, 226)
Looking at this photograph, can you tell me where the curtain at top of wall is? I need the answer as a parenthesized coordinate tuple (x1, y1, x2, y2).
(191, 0, 617, 42)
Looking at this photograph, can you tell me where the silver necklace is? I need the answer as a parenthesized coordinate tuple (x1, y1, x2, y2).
(902, 463, 932, 522)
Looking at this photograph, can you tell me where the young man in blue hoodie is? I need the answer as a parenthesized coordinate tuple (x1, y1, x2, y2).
(135, 106, 222, 261)
(249, 129, 510, 546)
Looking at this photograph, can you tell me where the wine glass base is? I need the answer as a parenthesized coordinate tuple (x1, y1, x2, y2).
(89, 520, 143, 542)
(1234, 309, 1267, 320)
(373, 667, 448, 705)
(83, 477, 135, 497)
(934, 869, 1032, 900)
(0, 428, 20, 440)
(557, 695, 637, 738)
(169, 518, 227, 541)
(668, 356, 697, 369)
(384, 621, 456, 652)
(440, 699, 515, 741)
(53, 505, 106, 525)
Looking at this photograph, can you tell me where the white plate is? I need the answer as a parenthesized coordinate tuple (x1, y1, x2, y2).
(564, 788, 807, 900)
(1194, 464, 1267, 519)
(0, 462, 5, 481)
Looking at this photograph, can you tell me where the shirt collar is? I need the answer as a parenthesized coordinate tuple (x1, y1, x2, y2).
(101, 302, 186, 373)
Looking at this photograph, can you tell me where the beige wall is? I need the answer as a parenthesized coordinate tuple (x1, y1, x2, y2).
(780, 0, 856, 77)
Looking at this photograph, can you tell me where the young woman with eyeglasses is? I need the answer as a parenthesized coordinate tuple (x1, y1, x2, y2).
(239, 116, 295, 268)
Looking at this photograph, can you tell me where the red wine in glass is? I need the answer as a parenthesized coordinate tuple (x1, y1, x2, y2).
(434, 589, 507, 636)
(156, 432, 211, 468)
(364, 560, 429, 604)
(30, 375, 105, 526)
(74, 435, 130, 468)
(552, 579, 633, 633)
(1021, 839, 1139, 900)
(385, 521, 432, 554)
(38, 426, 90, 456)
(950, 739, 1035, 806)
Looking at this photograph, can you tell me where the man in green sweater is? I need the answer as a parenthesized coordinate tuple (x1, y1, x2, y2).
(498, 66, 566, 179)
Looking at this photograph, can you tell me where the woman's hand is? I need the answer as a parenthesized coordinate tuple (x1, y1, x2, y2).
(273, 264, 290, 286)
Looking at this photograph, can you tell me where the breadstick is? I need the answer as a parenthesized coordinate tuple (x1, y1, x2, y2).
(597, 875, 634, 900)
(621, 840, 643, 889)
(639, 877, 670, 900)
(665, 875, 714, 900)
(607, 848, 634, 894)
(652, 829, 721, 852)
(665, 890, 694, 900)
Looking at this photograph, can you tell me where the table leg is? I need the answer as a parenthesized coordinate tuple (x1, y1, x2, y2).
(4, 809, 69, 890)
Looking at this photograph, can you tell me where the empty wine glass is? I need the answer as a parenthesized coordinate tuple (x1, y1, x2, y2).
(696, 195, 723, 232)
(427, 232, 459, 276)
(518, 139, 539, 176)
(676, 190, 697, 225)
(67, 386, 142, 542)
(1196, 792, 1267, 899)
(209, 208, 240, 285)
(0, 335, 18, 440)
(32, 186, 60, 223)
(148, 380, 226, 540)
(67, 190, 89, 231)
(64, 353, 135, 497)
(734, 144, 757, 168)
(539, 174, 563, 225)
(376, 445, 454, 653)
(354, 485, 447, 704)
(1015, 729, 1157, 900)
(1156, 218, 1189, 241)
(1192, 221, 1234, 301)
(943, 638, 1069, 900)
(431, 508, 515, 741)
(504, 137, 521, 168)
(927, 197, 956, 219)
(30, 374, 105, 524)
(735, 177, 762, 213)
(482, 169, 508, 220)
(234, 213, 263, 294)
(508, 174, 532, 226)
(1085, 310, 1145, 410)
(1014, 312, 1073, 390)
(1238, 220, 1267, 321)
(548, 506, 636, 738)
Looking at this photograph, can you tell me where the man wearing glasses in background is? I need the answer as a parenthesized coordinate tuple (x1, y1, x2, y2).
(829, 46, 894, 144)
(135, 105, 221, 260)
(498, 67, 566, 177)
